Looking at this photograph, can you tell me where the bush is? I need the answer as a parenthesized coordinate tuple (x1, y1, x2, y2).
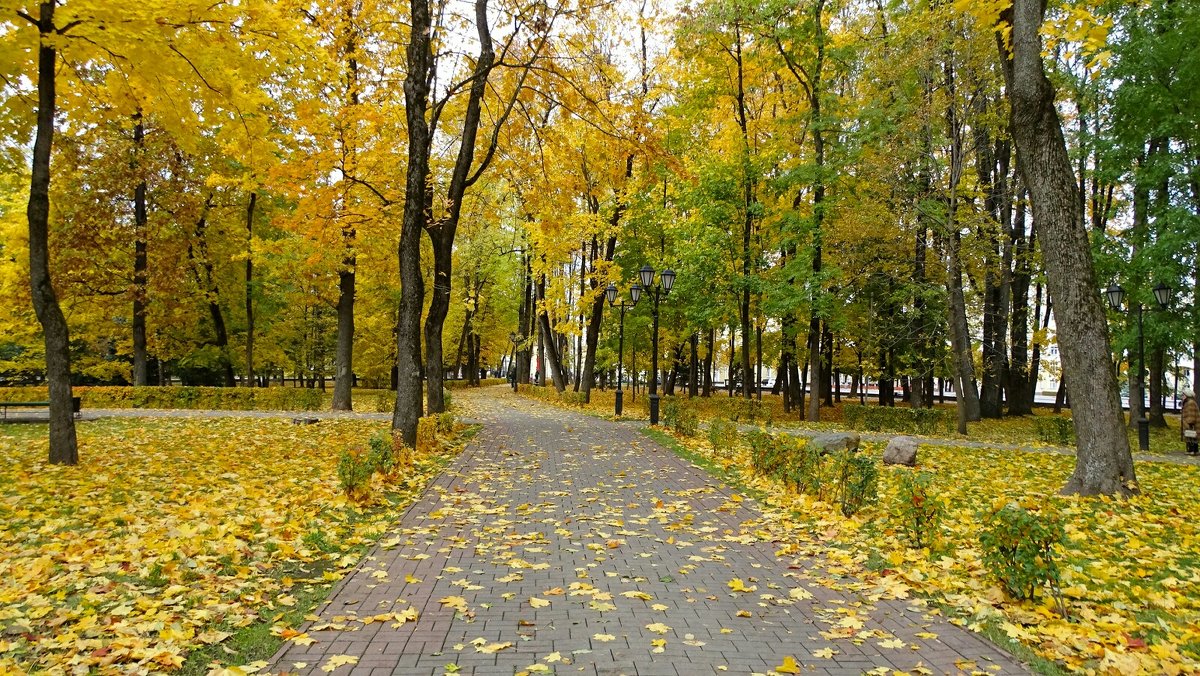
(560, 391, 587, 407)
(0, 385, 325, 411)
(337, 447, 374, 502)
(843, 404, 951, 435)
(747, 430, 793, 478)
(707, 418, 740, 456)
(834, 452, 879, 517)
(786, 441, 826, 496)
(373, 390, 395, 413)
(730, 397, 767, 423)
(1033, 416, 1074, 445)
(979, 503, 1066, 607)
(662, 397, 698, 436)
(416, 416, 439, 454)
(894, 470, 942, 549)
(436, 410, 456, 434)
(367, 431, 396, 476)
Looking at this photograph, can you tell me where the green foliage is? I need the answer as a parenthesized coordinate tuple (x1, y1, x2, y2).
(730, 397, 771, 425)
(560, 391, 587, 407)
(663, 397, 699, 436)
(746, 429, 793, 478)
(1033, 416, 1074, 445)
(416, 417, 440, 454)
(436, 411, 457, 434)
(894, 470, 942, 549)
(0, 386, 323, 411)
(373, 389, 395, 413)
(979, 504, 1067, 607)
(367, 431, 396, 476)
(834, 452, 879, 517)
(336, 447, 374, 501)
(843, 404, 951, 435)
(707, 417, 740, 455)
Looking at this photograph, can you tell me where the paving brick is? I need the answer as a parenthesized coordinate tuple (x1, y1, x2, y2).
(268, 388, 1029, 675)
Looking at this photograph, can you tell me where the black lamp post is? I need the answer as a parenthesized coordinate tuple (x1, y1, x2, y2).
(606, 282, 641, 416)
(1106, 281, 1172, 451)
(639, 264, 676, 425)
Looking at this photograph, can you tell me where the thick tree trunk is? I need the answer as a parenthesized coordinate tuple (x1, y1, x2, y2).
(1149, 346, 1166, 427)
(537, 276, 567, 392)
(245, 191, 256, 388)
(27, 1, 78, 464)
(702, 328, 714, 396)
(394, 0, 433, 445)
(423, 0, 497, 415)
(945, 228, 981, 423)
(1000, 0, 1136, 495)
(1008, 190, 1034, 415)
(333, 258, 355, 410)
(689, 333, 699, 397)
(187, 196, 234, 387)
(132, 113, 149, 387)
(581, 231, 620, 402)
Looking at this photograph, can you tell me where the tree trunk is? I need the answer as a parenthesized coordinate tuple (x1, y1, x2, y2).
(394, 0, 433, 445)
(1149, 345, 1166, 427)
(27, 1, 78, 465)
(132, 113, 149, 387)
(1000, 0, 1136, 495)
(244, 191, 257, 388)
(689, 333, 699, 397)
(1007, 189, 1033, 415)
(702, 328, 714, 396)
(332, 256, 355, 410)
(537, 276, 567, 392)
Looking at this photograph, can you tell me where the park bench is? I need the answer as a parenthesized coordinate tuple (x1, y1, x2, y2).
(0, 397, 82, 420)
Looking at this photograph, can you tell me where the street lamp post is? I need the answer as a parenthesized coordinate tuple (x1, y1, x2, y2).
(639, 264, 676, 425)
(606, 282, 642, 416)
(1106, 281, 1172, 451)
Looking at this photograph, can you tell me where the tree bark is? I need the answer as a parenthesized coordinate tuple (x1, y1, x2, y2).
(332, 253, 355, 410)
(26, 0, 78, 465)
(702, 328, 714, 396)
(394, 0, 434, 445)
(537, 275, 567, 392)
(132, 113, 149, 387)
(1007, 189, 1034, 415)
(999, 0, 1136, 495)
(244, 191, 256, 388)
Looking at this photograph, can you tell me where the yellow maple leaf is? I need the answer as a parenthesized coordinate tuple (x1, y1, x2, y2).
(776, 655, 801, 674)
(319, 654, 358, 672)
(645, 622, 671, 634)
(727, 578, 757, 593)
(476, 642, 513, 654)
(593, 633, 616, 642)
(813, 647, 837, 659)
(529, 597, 550, 608)
(878, 638, 905, 649)
(621, 590, 653, 600)
(439, 596, 469, 612)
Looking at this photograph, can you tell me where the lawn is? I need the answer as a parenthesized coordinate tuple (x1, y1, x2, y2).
(0, 417, 458, 673)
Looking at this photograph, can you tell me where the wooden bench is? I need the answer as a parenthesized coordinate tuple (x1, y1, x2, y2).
(0, 397, 82, 420)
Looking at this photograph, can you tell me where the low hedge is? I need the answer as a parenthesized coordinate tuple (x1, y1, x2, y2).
(0, 379, 507, 413)
(843, 403, 952, 435)
(0, 386, 324, 411)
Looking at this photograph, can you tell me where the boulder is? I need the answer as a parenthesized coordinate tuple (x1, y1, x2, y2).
(883, 436, 919, 466)
(808, 432, 860, 455)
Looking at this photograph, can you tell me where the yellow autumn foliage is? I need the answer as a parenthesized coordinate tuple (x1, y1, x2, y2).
(0, 417, 454, 672)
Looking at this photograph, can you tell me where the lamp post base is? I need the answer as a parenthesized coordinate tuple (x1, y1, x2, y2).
(649, 393, 660, 425)
(1137, 417, 1150, 451)
(615, 388, 623, 416)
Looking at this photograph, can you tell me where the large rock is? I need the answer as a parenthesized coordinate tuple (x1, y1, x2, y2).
(883, 436, 919, 466)
(808, 432, 860, 455)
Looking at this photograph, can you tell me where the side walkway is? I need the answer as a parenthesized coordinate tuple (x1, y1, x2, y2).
(267, 389, 1028, 675)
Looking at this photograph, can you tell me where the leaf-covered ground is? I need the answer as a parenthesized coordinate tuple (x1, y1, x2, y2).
(660, 428, 1200, 673)
(0, 417, 455, 673)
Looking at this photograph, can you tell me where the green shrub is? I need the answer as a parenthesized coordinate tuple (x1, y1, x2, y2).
(337, 447, 374, 501)
(730, 397, 765, 423)
(367, 431, 396, 476)
(373, 390, 395, 413)
(979, 503, 1066, 607)
(662, 397, 698, 436)
(707, 418, 740, 455)
(560, 391, 587, 407)
(834, 452, 878, 517)
(746, 430, 792, 479)
(442, 390, 453, 410)
(436, 411, 456, 434)
(894, 470, 942, 549)
(416, 416, 440, 454)
(786, 441, 826, 496)
(1033, 416, 1074, 445)
(843, 404, 951, 435)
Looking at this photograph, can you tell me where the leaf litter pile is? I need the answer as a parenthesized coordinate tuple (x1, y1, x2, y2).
(0, 417, 454, 673)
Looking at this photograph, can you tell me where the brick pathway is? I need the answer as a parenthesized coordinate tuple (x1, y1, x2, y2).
(268, 389, 1029, 675)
